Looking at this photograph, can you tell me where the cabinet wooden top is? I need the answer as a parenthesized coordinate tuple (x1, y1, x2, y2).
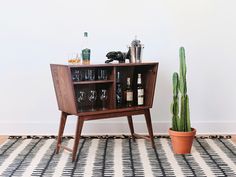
(50, 62, 158, 68)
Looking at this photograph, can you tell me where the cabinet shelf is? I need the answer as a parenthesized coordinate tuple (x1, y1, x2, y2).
(73, 80, 114, 85)
(77, 106, 151, 116)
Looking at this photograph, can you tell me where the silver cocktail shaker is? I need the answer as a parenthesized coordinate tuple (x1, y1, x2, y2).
(129, 37, 144, 63)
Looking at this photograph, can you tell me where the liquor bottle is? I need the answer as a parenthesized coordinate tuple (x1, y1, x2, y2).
(137, 73, 144, 106)
(82, 32, 91, 65)
(116, 72, 123, 108)
(125, 77, 133, 107)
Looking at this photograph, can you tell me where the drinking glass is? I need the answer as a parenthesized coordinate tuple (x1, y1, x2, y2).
(78, 70, 84, 81)
(77, 91, 86, 111)
(85, 69, 95, 81)
(100, 89, 108, 110)
(72, 70, 78, 81)
(98, 69, 108, 80)
(84, 69, 89, 81)
(88, 90, 97, 111)
(89, 69, 95, 80)
(73, 70, 83, 82)
(68, 53, 81, 65)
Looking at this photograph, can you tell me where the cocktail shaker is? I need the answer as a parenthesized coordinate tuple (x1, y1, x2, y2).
(129, 37, 144, 63)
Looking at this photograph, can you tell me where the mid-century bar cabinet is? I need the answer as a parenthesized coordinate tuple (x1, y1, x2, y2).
(50, 62, 158, 162)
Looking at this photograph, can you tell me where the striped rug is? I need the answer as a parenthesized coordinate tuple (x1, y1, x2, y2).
(0, 136, 235, 176)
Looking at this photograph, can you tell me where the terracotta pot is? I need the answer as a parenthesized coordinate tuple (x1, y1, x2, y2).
(168, 128, 196, 154)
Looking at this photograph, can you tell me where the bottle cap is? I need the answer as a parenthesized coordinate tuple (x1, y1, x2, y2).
(84, 32, 88, 37)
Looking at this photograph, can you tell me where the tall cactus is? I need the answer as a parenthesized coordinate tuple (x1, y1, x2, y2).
(171, 47, 191, 132)
(171, 72, 179, 131)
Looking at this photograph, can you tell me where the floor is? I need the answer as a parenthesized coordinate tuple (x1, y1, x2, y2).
(0, 135, 236, 145)
(232, 135, 236, 143)
(0, 136, 8, 145)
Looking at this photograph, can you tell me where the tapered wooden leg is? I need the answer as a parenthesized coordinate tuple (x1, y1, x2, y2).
(144, 109, 155, 148)
(56, 112, 67, 154)
(72, 117, 84, 162)
(127, 116, 135, 141)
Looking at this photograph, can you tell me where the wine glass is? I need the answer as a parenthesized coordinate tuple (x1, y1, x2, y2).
(100, 89, 108, 110)
(88, 90, 97, 111)
(77, 91, 86, 111)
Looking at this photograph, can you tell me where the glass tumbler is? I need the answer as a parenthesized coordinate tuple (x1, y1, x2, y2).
(76, 70, 84, 81)
(85, 69, 95, 81)
(98, 69, 108, 80)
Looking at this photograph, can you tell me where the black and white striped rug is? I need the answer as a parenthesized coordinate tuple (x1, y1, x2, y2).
(0, 136, 235, 176)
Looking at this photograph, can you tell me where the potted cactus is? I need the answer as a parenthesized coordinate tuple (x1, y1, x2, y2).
(168, 47, 196, 154)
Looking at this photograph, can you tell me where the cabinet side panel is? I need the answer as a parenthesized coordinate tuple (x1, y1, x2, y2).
(145, 63, 159, 107)
(50, 64, 77, 114)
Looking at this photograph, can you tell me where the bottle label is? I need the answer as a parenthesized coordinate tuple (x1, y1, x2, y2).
(127, 78, 131, 85)
(138, 89, 144, 105)
(126, 91, 133, 101)
(137, 78, 141, 84)
(82, 49, 91, 60)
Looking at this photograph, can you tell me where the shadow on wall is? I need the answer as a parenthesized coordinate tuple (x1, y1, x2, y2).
(152, 68, 172, 122)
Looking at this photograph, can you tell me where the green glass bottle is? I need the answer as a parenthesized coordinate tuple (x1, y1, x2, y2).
(82, 32, 91, 64)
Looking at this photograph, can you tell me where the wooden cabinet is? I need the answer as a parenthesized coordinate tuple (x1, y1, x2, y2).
(50, 62, 158, 162)
(51, 63, 158, 114)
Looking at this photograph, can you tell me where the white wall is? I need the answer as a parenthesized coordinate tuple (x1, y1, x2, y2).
(0, 0, 236, 135)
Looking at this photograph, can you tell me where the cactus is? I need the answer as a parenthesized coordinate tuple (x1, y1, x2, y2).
(171, 47, 191, 132)
(171, 72, 179, 131)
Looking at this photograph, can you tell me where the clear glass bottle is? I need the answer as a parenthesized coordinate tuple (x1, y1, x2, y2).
(116, 72, 123, 108)
(125, 77, 133, 107)
(137, 73, 144, 106)
(82, 32, 91, 64)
